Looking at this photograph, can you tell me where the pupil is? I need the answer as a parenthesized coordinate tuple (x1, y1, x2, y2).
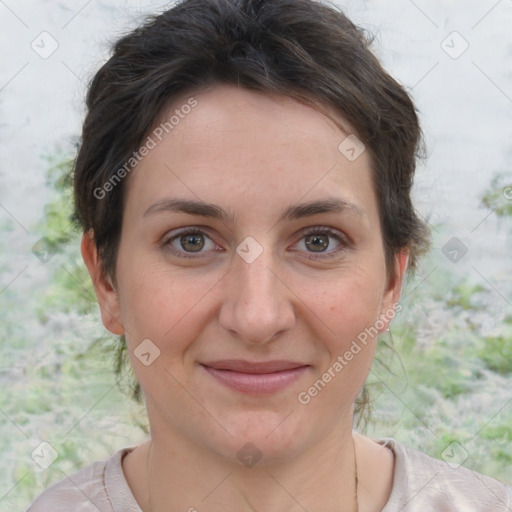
(181, 234, 204, 252)
(306, 234, 328, 252)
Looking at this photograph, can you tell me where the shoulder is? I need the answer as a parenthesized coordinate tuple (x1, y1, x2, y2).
(26, 447, 138, 512)
(377, 437, 512, 512)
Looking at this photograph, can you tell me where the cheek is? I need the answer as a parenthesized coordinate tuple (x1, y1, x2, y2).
(117, 257, 219, 348)
(293, 278, 383, 417)
(318, 293, 382, 395)
(117, 265, 216, 395)
(308, 267, 384, 338)
(301, 267, 385, 386)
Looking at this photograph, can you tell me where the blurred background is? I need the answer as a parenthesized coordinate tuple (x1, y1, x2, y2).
(1, 0, 511, 508)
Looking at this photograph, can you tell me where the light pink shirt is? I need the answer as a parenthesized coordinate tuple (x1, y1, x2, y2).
(27, 438, 512, 511)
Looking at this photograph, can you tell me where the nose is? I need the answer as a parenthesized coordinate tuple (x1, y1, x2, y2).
(218, 244, 296, 345)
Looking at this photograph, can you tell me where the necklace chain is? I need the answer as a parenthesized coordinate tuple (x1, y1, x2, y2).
(354, 438, 359, 512)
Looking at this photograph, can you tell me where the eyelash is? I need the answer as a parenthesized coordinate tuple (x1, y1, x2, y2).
(296, 226, 351, 260)
(162, 226, 351, 260)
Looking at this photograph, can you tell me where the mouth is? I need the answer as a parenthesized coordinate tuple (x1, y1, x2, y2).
(200, 360, 310, 394)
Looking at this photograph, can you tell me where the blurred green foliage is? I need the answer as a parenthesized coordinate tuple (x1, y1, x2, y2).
(35, 153, 96, 319)
(481, 173, 512, 218)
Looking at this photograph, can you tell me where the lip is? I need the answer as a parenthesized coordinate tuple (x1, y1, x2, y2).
(203, 359, 308, 373)
(201, 360, 309, 394)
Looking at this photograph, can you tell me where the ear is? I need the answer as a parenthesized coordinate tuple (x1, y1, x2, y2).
(378, 249, 409, 332)
(81, 230, 125, 335)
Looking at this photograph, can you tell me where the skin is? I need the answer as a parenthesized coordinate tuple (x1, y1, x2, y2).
(82, 84, 408, 512)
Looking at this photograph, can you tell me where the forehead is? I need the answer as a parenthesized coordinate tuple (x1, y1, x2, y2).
(124, 84, 377, 224)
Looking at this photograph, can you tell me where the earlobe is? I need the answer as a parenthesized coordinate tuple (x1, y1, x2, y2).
(395, 250, 409, 294)
(81, 231, 125, 335)
(378, 250, 409, 332)
(388, 249, 409, 301)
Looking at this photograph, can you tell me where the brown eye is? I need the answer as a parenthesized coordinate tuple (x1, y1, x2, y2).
(179, 233, 205, 252)
(292, 226, 350, 260)
(164, 229, 218, 258)
(304, 234, 330, 252)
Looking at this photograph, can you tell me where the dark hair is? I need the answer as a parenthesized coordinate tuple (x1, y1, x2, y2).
(73, 0, 430, 419)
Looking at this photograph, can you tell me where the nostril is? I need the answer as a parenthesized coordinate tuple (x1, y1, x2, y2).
(262, 332, 278, 344)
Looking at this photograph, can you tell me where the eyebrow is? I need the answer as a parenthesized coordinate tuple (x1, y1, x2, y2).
(143, 197, 367, 223)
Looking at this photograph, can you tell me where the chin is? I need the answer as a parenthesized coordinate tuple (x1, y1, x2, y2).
(211, 411, 312, 466)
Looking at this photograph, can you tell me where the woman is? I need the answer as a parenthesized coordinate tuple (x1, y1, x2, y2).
(28, 0, 512, 510)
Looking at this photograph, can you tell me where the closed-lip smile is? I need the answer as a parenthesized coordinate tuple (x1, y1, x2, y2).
(201, 359, 310, 394)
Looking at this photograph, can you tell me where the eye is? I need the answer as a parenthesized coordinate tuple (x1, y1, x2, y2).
(163, 228, 219, 258)
(293, 226, 350, 259)
(162, 226, 350, 260)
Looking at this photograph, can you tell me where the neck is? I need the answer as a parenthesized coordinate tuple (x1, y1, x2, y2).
(136, 425, 358, 512)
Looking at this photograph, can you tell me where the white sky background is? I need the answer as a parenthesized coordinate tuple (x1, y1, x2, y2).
(0, 0, 511, 295)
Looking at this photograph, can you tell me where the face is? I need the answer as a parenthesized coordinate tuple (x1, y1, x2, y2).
(83, 84, 406, 465)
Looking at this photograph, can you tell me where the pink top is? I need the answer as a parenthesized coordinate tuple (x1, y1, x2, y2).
(27, 438, 512, 511)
